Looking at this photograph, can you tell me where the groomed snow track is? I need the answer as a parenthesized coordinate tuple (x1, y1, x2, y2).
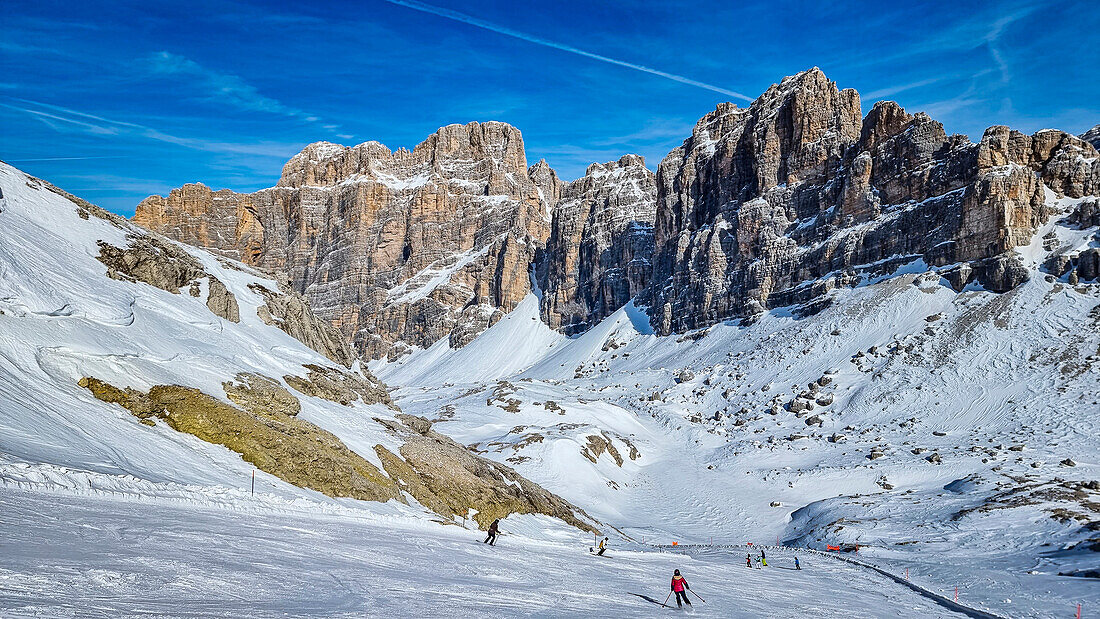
(656, 544, 1008, 619)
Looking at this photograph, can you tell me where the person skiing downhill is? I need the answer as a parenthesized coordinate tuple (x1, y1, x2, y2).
(670, 569, 692, 608)
(484, 519, 500, 546)
(760, 548, 766, 566)
(597, 537, 608, 556)
(794, 556, 801, 570)
(746, 554, 752, 568)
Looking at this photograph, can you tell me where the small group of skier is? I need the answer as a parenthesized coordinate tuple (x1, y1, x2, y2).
(745, 549, 800, 570)
(479, 522, 804, 609)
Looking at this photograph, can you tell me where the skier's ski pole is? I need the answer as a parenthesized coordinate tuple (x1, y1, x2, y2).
(664, 592, 672, 606)
(689, 590, 706, 603)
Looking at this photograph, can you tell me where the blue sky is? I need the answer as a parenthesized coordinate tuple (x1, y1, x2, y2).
(3, 0, 1098, 215)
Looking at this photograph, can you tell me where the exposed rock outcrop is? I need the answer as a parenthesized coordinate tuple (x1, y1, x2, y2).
(79, 376, 402, 503)
(248, 280, 355, 367)
(135, 122, 553, 360)
(645, 68, 1100, 334)
(95, 234, 240, 323)
(222, 372, 302, 417)
(284, 363, 395, 409)
(81, 376, 591, 531)
(539, 155, 656, 334)
(374, 414, 597, 532)
(206, 277, 240, 323)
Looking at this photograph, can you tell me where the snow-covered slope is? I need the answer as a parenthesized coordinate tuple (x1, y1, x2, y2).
(4, 487, 972, 618)
(2, 159, 1096, 618)
(0, 162, 408, 499)
(377, 194, 1100, 616)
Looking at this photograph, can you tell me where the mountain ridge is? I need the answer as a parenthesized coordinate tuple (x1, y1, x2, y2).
(133, 68, 1099, 360)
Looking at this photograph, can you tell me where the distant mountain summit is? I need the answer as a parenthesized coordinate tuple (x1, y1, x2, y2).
(135, 68, 1099, 359)
(644, 67, 1098, 333)
(136, 121, 551, 359)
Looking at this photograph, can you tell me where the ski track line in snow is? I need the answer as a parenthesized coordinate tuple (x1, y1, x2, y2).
(656, 544, 1007, 619)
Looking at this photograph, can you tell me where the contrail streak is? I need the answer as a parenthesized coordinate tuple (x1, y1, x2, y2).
(380, 0, 753, 102)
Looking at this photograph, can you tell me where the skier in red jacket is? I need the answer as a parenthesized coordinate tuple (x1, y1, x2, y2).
(670, 569, 692, 608)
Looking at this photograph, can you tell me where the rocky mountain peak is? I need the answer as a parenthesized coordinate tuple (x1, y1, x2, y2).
(645, 67, 1099, 335)
(528, 158, 563, 208)
(276, 122, 532, 192)
(859, 100, 914, 149)
(135, 122, 551, 360)
(1081, 124, 1100, 149)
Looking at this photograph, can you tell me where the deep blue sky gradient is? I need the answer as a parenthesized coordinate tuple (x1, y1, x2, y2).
(3, 0, 1097, 215)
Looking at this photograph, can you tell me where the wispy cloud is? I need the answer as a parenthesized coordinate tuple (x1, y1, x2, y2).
(145, 51, 342, 130)
(5, 156, 130, 162)
(380, 0, 753, 101)
(2, 98, 302, 158)
(590, 118, 697, 147)
(982, 7, 1033, 84)
(863, 77, 946, 100)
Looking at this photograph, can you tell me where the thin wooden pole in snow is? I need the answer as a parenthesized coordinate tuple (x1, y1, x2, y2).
(251, 469, 255, 496)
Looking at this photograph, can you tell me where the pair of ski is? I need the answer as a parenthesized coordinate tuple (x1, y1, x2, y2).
(628, 592, 704, 610)
(659, 591, 705, 609)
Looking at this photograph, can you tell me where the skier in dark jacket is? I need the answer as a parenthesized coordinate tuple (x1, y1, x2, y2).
(746, 553, 752, 568)
(484, 519, 500, 545)
(670, 569, 692, 608)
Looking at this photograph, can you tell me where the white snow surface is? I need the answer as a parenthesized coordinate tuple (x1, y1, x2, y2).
(1, 161, 1098, 617)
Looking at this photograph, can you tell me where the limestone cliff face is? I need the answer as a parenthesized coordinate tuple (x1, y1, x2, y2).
(135, 70, 1099, 348)
(539, 155, 656, 334)
(645, 68, 1099, 334)
(135, 122, 551, 360)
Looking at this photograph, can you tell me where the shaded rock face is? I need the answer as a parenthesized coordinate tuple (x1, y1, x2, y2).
(646, 68, 1100, 334)
(374, 414, 597, 532)
(248, 280, 355, 367)
(539, 155, 657, 334)
(1081, 124, 1100, 150)
(95, 234, 240, 324)
(206, 277, 240, 323)
(135, 122, 551, 360)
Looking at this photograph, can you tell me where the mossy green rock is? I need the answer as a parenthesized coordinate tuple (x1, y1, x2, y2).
(79, 376, 401, 503)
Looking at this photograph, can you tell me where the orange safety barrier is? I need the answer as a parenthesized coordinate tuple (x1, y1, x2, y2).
(672, 541, 678, 546)
(826, 545, 840, 551)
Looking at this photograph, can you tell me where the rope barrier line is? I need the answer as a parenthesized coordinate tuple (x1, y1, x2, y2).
(649, 543, 1008, 619)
